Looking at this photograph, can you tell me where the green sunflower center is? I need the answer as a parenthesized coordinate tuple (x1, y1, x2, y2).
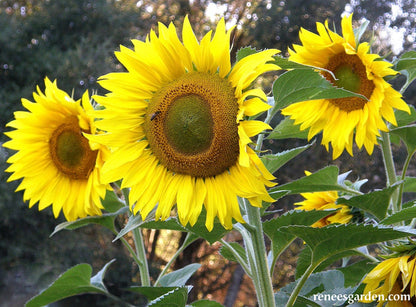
(322, 52, 375, 112)
(165, 94, 213, 155)
(49, 116, 98, 179)
(144, 72, 239, 177)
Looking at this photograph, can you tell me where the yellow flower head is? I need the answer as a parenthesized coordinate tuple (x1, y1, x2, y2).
(281, 14, 410, 159)
(90, 17, 279, 231)
(3, 78, 108, 221)
(362, 255, 416, 306)
(295, 190, 352, 227)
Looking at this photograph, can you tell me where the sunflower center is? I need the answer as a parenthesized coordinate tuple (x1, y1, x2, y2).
(322, 52, 375, 112)
(49, 116, 98, 180)
(144, 72, 239, 177)
(165, 94, 213, 155)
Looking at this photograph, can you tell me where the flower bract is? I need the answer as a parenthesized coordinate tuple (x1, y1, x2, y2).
(91, 17, 279, 231)
(281, 14, 410, 159)
(3, 78, 108, 221)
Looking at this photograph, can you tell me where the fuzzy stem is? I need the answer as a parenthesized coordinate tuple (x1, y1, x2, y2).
(241, 200, 275, 307)
(380, 131, 399, 213)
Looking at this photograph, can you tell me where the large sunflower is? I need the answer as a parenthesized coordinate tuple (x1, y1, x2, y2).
(361, 255, 416, 306)
(281, 14, 410, 159)
(3, 78, 108, 221)
(91, 17, 278, 231)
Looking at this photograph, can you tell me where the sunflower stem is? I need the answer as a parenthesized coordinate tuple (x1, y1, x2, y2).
(121, 187, 151, 286)
(380, 131, 399, 213)
(397, 150, 415, 212)
(241, 199, 275, 307)
(132, 227, 151, 286)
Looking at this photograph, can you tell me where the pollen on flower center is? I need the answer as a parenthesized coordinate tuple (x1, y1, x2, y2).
(144, 72, 239, 177)
(322, 52, 375, 112)
(49, 116, 98, 180)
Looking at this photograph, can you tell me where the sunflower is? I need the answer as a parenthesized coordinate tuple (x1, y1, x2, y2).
(281, 14, 410, 159)
(295, 190, 352, 227)
(361, 255, 416, 306)
(3, 78, 108, 221)
(90, 17, 278, 231)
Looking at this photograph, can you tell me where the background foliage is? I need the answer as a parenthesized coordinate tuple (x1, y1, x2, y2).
(1, 0, 416, 306)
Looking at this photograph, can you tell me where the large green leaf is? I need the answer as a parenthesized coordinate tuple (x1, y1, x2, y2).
(267, 117, 309, 140)
(101, 189, 125, 213)
(268, 166, 352, 197)
(159, 263, 201, 287)
(390, 124, 416, 153)
(337, 260, 377, 288)
(282, 224, 416, 265)
(381, 201, 416, 225)
(26, 263, 113, 307)
(113, 210, 156, 241)
(141, 218, 187, 231)
(50, 206, 128, 236)
(263, 210, 337, 260)
(272, 69, 364, 114)
(236, 46, 259, 62)
(403, 177, 416, 193)
(337, 185, 400, 221)
(295, 247, 363, 279)
(272, 55, 314, 70)
(147, 287, 189, 307)
(183, 210, 230, 244)
(395, 105, 416, 127)
(128, 286, 182, 300)
(275, 270, 347, 306)
(394, 51, 416, 91)
(261, 143, 313, 174)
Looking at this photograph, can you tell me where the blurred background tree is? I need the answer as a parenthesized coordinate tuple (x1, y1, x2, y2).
(1, 0, 415, 306)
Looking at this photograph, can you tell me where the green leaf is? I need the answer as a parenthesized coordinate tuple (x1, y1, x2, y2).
(148, 287, 189, 307)
(90, 259, 116, 292)
(263, 210, 337, 260)
(267, 117, 309, 140)
(269, 166, 351, 197)
(184, 210, 229, 244)
(128, 286, 181, 300)
(276, 270, 346, 305)
(337, 185, 400, 221)
(113, 210, 156, 241)
(219, 242, 246, 263)
(395, 51, 416, 88)
(381, 201, 416, 225)
(25, 264, 109, 307)
(295, 247, 363, 279)
(141, 218, 187, 231)
(282, 224, 416, 265)
(102, 190, 125, 213)
(390, 124, 416, 153)
(159, 263, 201, 287)
(395, 105, 416, 127)
(190, 299, 224, 307)
(236, 46, 258, 62)
(337, 260, 376, 288)
(272, 69, 365, 114)
(50, 206, 128, 236)
(261, 143, 313, 175)
(403, 177, 416, 193)
(272, 55, 312, 70)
